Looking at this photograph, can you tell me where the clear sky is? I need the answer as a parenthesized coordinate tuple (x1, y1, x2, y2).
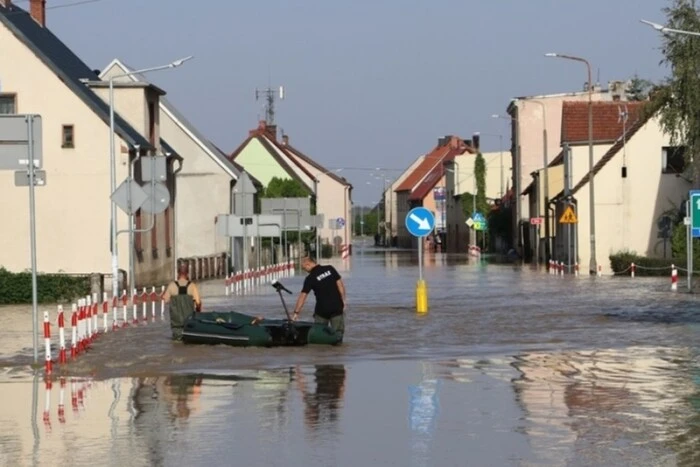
(30, 0, 672, 205)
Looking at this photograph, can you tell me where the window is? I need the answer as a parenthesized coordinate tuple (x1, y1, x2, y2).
(61, 125, 74, 148)
(0, 94, 16, 114)
(662, 146, 686, 174)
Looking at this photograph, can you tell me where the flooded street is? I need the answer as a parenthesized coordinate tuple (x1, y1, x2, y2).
(1, 248, 700, 466)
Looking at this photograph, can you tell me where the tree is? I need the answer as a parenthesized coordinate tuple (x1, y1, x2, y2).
(627, 74, 654, 101)
(474, 152, 488, 215)
(259, 176, 314, 247)
(650, 0, 700, 181)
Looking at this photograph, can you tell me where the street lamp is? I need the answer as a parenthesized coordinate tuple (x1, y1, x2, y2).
(108, 55, 193, 299)
(640, 19, 700, 37)
(544, 52, 595, 274)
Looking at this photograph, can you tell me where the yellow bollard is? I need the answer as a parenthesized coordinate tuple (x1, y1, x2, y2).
(415, 279, 428, 313)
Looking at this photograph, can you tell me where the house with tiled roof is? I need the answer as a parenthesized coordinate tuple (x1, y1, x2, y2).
(229, 121, 353, 255)
(394, 135, 474, 248)
(0, 0, 177, 288)
(99, 59, 261, 273)
(521, 100, 647, 265)
(381, 154, 426, 246)
(505, 82, 631, 255)
(546, 101, 690, 274)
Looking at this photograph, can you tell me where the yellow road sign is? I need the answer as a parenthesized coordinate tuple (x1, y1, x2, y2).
(559, 206, 578, 224)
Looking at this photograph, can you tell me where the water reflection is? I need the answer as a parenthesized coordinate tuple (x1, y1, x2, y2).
(296, 364, 346, 433)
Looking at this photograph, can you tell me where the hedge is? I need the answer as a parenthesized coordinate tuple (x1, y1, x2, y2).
(609, 252, 683, 277)
(0, 267, 91, 305)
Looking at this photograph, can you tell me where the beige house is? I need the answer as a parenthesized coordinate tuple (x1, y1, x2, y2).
(99, 59, 248, 272)
(0, 1, 174, 287)
(549, 104, 691, 274)
(229, 121, 353, 255)
(505, 82, 631, 250)
(522, 100, 647, 264)
(382, 155, 425, 246)
(394, 136, 474, 249)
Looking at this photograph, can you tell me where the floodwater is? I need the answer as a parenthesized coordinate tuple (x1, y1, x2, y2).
(1, 247, 700, 466)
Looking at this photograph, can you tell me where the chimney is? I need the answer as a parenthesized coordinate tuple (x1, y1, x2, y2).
(282, 134, 289, 146)
(472, 133, 480, 150)
(30, 0, 46, 27)
(265, 124, 277, 141)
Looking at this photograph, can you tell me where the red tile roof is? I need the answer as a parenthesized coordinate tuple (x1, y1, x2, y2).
(395, 136, 475, 197)
(408, 146, 473, 201)
(561, 101, 646, 144)
(552, 101, 656, 199)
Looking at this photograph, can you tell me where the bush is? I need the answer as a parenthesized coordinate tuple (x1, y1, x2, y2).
(609, 251, 681, 277)
(0, 267, 91, 305)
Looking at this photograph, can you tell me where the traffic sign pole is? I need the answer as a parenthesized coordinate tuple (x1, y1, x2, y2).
(405, 207, 435, 313)
(27, 115, 39, 366)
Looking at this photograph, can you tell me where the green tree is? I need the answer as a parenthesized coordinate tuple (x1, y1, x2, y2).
(627, 74, 654, 101)
(354, 210, 378, 236)
(474, 152, 488, 215)
(259, 176, 314, 246)
(650, 0, 700, 179)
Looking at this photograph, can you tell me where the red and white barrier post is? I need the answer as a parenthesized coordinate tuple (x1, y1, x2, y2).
(70, 303, 78, 359)
(631, 262, 636, 278)
(141, 287, 148, 322)
(102, 292, 109, 333)
(671, 265, 678, 291)
(112, 295, 119, 330)
(575, 262, 579, 277)
(85, 296, 92, 343)
(57, 305, 66, 365)
(43, 378, 51, 428)
(43, 311, 52, 374)
(150, 287, 157, 321)
(597, 265, 602, 277)
(121, 290, 128, 327)
(91, 293, 98, 340)
(132, 288, 139, 325)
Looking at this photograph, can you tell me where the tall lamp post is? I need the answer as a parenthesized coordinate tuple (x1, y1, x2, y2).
(108, 55, 193, 299)
(544, 52, 595, 274)
(640, 19, 700, 37)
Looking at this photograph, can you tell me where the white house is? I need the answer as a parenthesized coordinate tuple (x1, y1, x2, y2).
(551, 105, 691, 274)
(99, 59, 248, 275)
(0, 0, 174, 289)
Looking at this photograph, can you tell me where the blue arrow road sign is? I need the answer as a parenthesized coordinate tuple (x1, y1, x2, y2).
(405, 207, 435, 237)
(691, 190, 700, 238)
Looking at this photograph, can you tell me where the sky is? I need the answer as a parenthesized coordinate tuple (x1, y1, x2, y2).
(25, 0, 674, 205)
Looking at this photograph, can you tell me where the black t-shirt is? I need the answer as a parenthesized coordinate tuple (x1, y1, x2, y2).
(301, 264, 344, 318)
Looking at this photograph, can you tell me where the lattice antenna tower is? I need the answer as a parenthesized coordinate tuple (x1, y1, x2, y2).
(255, 85, 285, 125)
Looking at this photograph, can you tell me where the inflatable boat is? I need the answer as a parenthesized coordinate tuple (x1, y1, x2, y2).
(180, 281, 342, 347)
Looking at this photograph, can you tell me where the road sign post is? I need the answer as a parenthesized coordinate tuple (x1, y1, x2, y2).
(405, 207, 435, 313)
(688, 190, 700, 291)
(3, 115, 43, 365)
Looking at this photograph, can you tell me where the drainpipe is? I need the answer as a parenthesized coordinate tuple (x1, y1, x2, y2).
(169, 152, 183, 279)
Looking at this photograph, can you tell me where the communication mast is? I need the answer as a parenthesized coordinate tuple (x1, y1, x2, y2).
(255, 85, 285, 125)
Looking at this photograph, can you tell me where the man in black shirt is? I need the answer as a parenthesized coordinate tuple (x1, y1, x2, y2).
(292, 256, 346, 342)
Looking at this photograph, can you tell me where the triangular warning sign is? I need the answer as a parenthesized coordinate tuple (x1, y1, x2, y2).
(559, 206, 578, 224)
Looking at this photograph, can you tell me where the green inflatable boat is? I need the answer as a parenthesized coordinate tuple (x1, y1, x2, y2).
(180, 281, 343, 347)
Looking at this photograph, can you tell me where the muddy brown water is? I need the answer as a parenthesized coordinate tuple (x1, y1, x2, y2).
(1, 249, 699, 466)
